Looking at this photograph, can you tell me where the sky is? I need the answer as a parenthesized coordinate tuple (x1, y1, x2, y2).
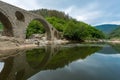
(1, 0, 120, 25)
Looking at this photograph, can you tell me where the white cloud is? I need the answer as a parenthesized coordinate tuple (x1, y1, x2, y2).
(1, 0, 41, 10)
(96, 21, 120, 25)
(97, 53, 120, 58)
(108, 21, 120, 25)
(1, 0, 120, 25)
(63, 2, 103, 24)
(64, 6, 75, 14)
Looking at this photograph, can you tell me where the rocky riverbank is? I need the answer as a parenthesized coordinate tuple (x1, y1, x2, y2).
(1, 35, 120, 51)
(0, 36, 69, 50)
(0, 40, 37, 51)
(85, 39, 120, 44)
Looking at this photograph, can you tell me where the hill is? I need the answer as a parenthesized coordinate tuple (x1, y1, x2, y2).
(28, 9, 105, 40)
(109, 27, 120, 38)
(30, 9, 70, 20)
(95, 24, 120, 34)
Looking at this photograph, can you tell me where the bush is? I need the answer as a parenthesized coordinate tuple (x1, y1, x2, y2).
(46, 17, 66, 32)
(26, 20, 45, 38)
(63, 20, 105, 41)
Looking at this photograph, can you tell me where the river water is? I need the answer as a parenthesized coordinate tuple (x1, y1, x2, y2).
(0, 43, 120, 80)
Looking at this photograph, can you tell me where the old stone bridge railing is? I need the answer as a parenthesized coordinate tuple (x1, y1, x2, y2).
(0, 1, 60, 40)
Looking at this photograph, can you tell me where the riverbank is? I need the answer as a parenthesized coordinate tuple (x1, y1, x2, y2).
(0, 36, 120, 51)
(106, 40, 120, 43)
(0, 36, 69, 51)
(85, 39, 120, 44)
(0, 43, 37, 51)
(0, 36, 35, 50)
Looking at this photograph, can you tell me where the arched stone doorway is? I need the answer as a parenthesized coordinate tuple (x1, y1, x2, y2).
(0, 11, 14, 37)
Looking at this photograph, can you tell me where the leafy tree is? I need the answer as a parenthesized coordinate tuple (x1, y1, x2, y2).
(88, 27, 105, 39)
(46, 17, 66, 32)
(31, 9, 70, 20)
(63, 19, 105, 41)
(26, 20, 45, 38)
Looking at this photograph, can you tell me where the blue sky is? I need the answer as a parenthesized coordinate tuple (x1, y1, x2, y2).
(1, 0, 120, 25)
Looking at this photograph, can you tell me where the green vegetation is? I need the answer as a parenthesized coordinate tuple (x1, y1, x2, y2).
(0, 22, 3, 30)
(31, 9, 70, 20)
(63, 19, 105, 41)
(110, 43, 120, 53)
(26, 20, 45, 38)
(26, 45, 102, 70)
(95, 24, 120, 39)
(109, 26, 120, 39)
(46, 17, 67, 32)
(26, 48, 46, 68)
(95, 24, 120, 34)
(28, 9, 105, 41)
(46, 16, 105, 41)
(43, 46, 101, 69)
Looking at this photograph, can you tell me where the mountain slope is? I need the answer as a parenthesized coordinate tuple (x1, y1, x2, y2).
(28, 9, 105, 40)
(109, 27, 120, 38)
(30, 9, 70, 20)
(95, 24, 120, 34)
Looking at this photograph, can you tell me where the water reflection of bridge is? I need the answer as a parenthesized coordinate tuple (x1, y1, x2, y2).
(0, 44, 101, 80)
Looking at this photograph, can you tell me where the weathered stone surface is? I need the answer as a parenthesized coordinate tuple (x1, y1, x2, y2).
(0, 1, 60, 40)
(29, 34, 45, 39)
(0, 36, 23, 44)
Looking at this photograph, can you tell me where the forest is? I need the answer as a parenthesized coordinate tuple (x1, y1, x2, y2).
(28, 9, 105, 41)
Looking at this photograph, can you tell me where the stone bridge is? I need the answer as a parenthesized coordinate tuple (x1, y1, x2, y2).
(0, 1, 60, 40)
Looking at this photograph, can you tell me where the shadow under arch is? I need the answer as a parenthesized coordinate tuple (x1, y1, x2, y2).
(0, 10, 14, 37)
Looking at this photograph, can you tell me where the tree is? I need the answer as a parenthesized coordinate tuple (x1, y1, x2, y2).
(26, 20, 45, 38)
(63, 20, 105, 41)
(29, 9, 105, 41)
(46, 17, 66, 32)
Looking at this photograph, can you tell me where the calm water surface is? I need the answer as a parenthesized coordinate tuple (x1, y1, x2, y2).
(0, 43, 120, 80)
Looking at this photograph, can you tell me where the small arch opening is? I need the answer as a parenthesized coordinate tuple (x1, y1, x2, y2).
(15, 11, 25, 21)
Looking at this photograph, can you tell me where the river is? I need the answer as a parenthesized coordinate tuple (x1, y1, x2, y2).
(0, 43, 120, 80)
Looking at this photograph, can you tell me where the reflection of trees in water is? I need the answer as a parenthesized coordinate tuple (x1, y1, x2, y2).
(42, 46, 102, 69)
(0, 44, 102, 80)
(26, 48, 46, 68)
(109, 43, 120, 53)
(26, 45, 102, 70)
(26, 45, 60, 70)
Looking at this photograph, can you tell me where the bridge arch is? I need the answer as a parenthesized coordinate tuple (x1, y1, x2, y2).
(0, 10, 14, 37)
(26, 17, 53, 40)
